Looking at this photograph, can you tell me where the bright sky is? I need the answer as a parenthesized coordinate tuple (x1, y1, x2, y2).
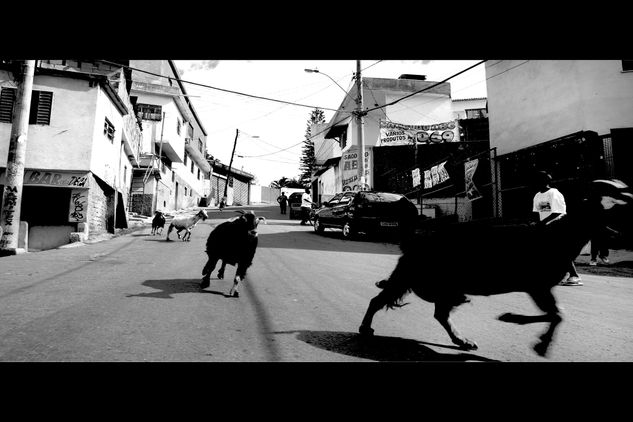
(174, 60, 487, 186)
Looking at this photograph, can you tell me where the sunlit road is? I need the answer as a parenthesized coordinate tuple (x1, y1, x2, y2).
(0, 205, 631, 362)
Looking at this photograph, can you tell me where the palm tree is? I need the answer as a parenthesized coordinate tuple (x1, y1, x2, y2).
(270, 177, 290, 189)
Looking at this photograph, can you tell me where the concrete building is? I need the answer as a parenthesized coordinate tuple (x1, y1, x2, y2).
(312, 74, 491, 221)
(126, 60, 211, 216)
(486, 60, 633, 218)
(0, 60, 143, 251)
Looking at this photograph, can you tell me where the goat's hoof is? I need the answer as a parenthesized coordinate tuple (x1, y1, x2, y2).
(200, 278, 210, 289)
(358, 325, 374, 336)
(533, 341, 550, 357)
(227, 291, 239, 298)
(456, 338, 478, 351)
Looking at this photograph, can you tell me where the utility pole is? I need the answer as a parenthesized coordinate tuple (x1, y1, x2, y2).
(355, 60, 367, 190)
(0, 60, 36, 256)
(222, 128, 239, 207)
(152, 111, 165, 214)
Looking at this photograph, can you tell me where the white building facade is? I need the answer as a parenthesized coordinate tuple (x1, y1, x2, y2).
(0, 60, 142, 250)
(127, 60, 210, 215)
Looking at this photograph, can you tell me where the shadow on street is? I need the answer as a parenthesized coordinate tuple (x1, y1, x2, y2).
(126, 278, 227, 299)
(272, 330, 498, 362)
(257, 231, 402, 255)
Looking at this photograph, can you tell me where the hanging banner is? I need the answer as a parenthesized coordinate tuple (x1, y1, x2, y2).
(379, 120, 460, 146)
(423, 161, 450, 189)
(341, 146, 370, 191)
(464, 158, 482, 201)
(412, 168, 421, 188)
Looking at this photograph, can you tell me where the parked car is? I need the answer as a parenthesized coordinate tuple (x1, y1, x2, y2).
(312, 191, 418, 239)
(288, 192, 304, 219)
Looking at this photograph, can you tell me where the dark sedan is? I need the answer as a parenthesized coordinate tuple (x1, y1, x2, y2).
(312, 191, 418, 239)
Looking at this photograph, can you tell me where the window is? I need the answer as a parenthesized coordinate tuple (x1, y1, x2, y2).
(176, 117, 181, 135)
(339, 129, 348, 149)
(172, 171, 175, 182)
(465, 108, 488, 119)
(104, 117, 115, 141)
(136, 103, 162, 121)
(184, 154, 188, 166)
(123, 165, 127, 183)
(0, 88, 53, 125)
(197, 169, 201, 180)
(198, 138, 204, 152)
(0, 87, 16, 123)
(622, 60, 633, 72)
(184, 187, 188, 196)
(29, 91, 53, 125)
(191, 161, 194, 173)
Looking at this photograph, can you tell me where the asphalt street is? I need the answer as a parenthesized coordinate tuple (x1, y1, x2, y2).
(0, 205, 632, 362)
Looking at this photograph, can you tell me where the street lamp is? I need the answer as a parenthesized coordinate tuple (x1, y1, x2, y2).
(306, 63, 368, 191)
(304, 68, 356, 105)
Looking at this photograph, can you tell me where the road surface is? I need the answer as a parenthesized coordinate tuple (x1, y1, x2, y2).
(0, 205, 631, 362)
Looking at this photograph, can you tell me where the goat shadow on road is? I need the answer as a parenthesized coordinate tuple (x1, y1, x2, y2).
(273, 330, 498, 362)
(126, 278, 228, 299)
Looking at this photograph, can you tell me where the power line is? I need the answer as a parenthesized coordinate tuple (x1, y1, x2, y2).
(98, 60, 353, 114)
(364, 60, 488, 114)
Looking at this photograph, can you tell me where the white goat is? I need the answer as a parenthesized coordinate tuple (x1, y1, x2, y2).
(166, 209, 209, 241)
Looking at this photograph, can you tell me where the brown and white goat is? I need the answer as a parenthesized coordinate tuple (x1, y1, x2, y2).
(166, 209, 208, 241)
(358, 179, 632, 357)
(200, 210, 266, 297)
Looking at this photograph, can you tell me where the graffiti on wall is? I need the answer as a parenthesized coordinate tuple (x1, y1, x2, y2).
(69, 189, 87, 222)
(0, 185, 19, 248)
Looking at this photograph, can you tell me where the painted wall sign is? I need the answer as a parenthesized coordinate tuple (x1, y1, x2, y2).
(341, 147, 370, 191)
(68, 189, 88, 222)
(379, 120, 460, 146)
(0, 170, 89, 188)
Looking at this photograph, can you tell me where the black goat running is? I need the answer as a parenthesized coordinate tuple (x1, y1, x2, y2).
(200, 210, 266, 297)
(359, 179, 632, 357)
(151, 211, 166, 235)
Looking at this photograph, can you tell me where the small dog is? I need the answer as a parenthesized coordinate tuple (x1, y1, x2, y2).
(151, 211, 166, 235)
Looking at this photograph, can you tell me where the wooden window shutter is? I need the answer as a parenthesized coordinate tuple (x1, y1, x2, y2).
(29, 90, 53, 125)
(0, 87, 16, 123)
(35, 91, 52, 125)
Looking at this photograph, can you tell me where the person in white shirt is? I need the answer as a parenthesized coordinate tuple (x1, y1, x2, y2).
(532, 171, 583, 286)
(300, 188, 314, 225)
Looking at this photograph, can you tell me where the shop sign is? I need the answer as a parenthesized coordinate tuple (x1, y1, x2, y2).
(341, 147, 370, 191)
(15, 170, 90, 188)
(379, 120, 460, 146)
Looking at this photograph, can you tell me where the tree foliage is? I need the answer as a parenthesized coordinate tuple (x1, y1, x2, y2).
(299, 108, 326, 187)
(270, 177, 303, 189)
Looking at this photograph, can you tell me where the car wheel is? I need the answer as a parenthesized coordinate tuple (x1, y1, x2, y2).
(314, 218, 324, 234)
(342, 221, 355, 239)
